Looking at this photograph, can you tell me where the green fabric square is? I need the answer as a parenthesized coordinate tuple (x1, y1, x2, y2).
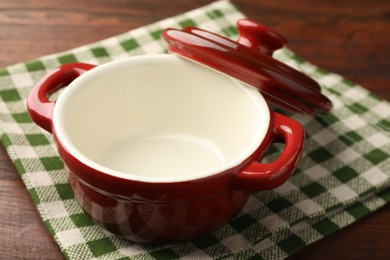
(13, 159, 26, 174)
(44, 220, 56, 235)
(150, 248, 179, 260)
(364, 149, 388, 164)
(292, 55, 306, 64)
(26, 134, 50, 146)
(277, 234, 306, 255)
(71, 213, 94, 228)
(339, 131, 363, 145)
(179, 18, 196, 28)
(151, 29, 163, 40)
(267, 197, 293, 213)
(87, 238, 117, 257)
(55, 183, 74, 200)
(327, 88, 341, 96)
(230, 214, 257, 232)
(377, 187, 390, 202)
(222, 25, 238, 37)
(29, 188, 41, 204)
(0, 69, 9, 76)
(207, 9, 224, 19)
(333, 166, 359, 183)
(247, 253, 264, 260)
(348, 103, 368, 114)
(301, 182, 327, 198)
(342, 79, 354, 87)
(308, 147, 333, 163)
(193, 234, 219, 249)
(346, 202, 371, 219)
(40, 157, 64, 171)
(316, 113, 338, 127)
(378, 119, 390, 132)
(58, 54, 77, 64)
(12, 112, 31, 123)
(91, 47, 109, 58)
(25, 60, 45, 71)
(1, 134, 11, 148)
(368, 92, 380, 100)
(0, 89, 22, 102)
(315, 68, 328, 76)
(121, 38, 139, 51)
(313, 218, 339, 236)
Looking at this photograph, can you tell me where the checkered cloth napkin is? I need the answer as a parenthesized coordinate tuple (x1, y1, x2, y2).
(0, 1, 389, 259)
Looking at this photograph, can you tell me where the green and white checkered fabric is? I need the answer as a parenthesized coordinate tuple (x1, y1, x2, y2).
(0, 1, 389, 259)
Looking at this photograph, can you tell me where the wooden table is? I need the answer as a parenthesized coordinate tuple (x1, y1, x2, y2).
(0, 0, 389, 259)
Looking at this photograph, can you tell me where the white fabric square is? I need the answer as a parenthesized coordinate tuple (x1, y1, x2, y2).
(181, 251, 213, 260)
(12, 145, 37, 158)
(273, 180, 297, 194)
(366, 132, 389, 148)
(361, 167, 389, 186)
(290, 221, 311, 233)
(329, 185, 358, 203)
(10, 73, 34, 88)
(119, 245, 147, 257)
(344, 87, 367, 101)
(56, 228, 85, 248)
(295, 199, 324, 215)
(186, 8, 207, 19)
(253, 238, 274, 252)
(312, 129, 337, 146)
(371, 102, 390, 118)
(129, 27, 149, 38)
(101, 37, 121, 48)
(26, 171, 54, 187)
(328, 95, 343, 109)
(196, 20, 220, 32)
(343, 115, 366, 130)
(242, 195, 260, 211)
(305, 165, 330, 180)
(0, 102, 9, 113)
(284, 60, 300, 70)
(260, 215, 288, 231)
(225, 12, 246, 26)
(158, 17, 177, 28)
(42, 201, 68, 218)
(318, 74, 342, 88)
(336, 148, 360, 164)
(141, 41, 164, 55)
(291, 113, 313, 125)
(221, 234, 250, 251)
(2, 122, 23, 134)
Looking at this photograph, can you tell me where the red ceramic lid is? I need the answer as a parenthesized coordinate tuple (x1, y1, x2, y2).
(162, 19, 332, 115)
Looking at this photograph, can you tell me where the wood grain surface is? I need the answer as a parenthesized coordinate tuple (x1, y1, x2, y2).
(0, 0, 389, 259)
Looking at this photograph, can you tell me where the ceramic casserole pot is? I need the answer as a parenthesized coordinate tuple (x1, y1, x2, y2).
(27, 19, 332, 243)
(27, 53, 304, 243)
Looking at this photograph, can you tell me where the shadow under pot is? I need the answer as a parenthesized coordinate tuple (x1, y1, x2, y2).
(27, 54, 304, 243)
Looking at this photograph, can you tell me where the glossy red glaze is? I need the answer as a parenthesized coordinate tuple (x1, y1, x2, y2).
(162, 19, 332, 115)
(27, 63, 95, 133)
(27, 59, 305, 243)
(234, 112, 304, 190)
(237, 19, 287, 56)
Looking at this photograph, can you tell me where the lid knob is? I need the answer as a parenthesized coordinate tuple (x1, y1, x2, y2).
(237, 19, 287, 56)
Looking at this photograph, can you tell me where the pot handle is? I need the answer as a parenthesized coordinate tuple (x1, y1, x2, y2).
(27, 63, 95, 133)
(233, 112, 304, 190)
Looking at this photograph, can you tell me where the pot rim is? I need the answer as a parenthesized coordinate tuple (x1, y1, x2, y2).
(53, 54, 271, 183)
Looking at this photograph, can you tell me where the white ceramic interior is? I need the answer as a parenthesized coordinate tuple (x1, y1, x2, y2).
(53, 54, 270, 182)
